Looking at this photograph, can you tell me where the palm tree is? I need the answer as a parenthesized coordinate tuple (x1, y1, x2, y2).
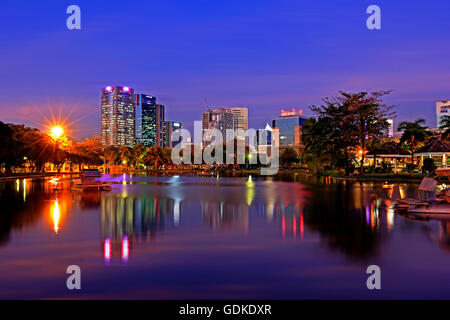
(131, 143, 145, 170)
(104, 146, 119, 165)
(143, 146, 168, 169)
(439, 115, 450, 139)
(398, 119, 429, 164)
(118, 145, 132, 166)
(280, 147, 298, 170)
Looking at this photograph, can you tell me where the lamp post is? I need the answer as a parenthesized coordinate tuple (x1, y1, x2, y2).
(49, 126, 65, 173)
(123, 159, 127, 174)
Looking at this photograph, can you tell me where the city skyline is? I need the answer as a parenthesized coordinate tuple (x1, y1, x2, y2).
(1, 1, 450, 139)
(2, 1, 450, 304)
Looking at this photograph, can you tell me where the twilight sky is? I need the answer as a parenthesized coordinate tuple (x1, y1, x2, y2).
(0, 0, 449, 140)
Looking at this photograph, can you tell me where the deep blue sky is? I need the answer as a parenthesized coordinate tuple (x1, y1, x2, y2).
(1, 0, 449, 139)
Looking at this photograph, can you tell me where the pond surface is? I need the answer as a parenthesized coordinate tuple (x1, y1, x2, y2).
(0, 175, 449, 299)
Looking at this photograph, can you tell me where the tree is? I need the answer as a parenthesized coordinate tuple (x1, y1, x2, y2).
(422, 157, 436, 174)
(280, 147, 298, 169)
(104, 146, 119, 165)
(71, 138, 104, 169)
(9, 124, 53, 173)
(309, 96, 359, 175)
(338, 91, 394, 175)
(143, 146, 168, 169)
(302, 117, 332, 173)
(162, 147, 173, 167)
(398, 119, 430, 165)
(439, 115, 450, 140)
(0, 121, 18, 174)
(308, 91, 395, 175)
(118, 145, 132, 166)
(130, 143, 145, 170)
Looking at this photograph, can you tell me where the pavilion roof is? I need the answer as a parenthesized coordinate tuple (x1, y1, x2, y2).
(367, 142, 410, 156)
(416, 139, 450, 153)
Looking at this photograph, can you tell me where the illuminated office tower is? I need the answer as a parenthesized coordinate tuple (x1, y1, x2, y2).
(202, 108, 235, 142)
(436, 100, 450, 127)
(101, 86, 136, 147)
(135, 93, 165, 147)
(230, 107, 248, 131)
(163, 121, 183, 148)
(272, 108, 308, 148)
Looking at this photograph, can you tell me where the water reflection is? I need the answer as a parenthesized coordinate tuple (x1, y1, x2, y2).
(201, 202, 249, 231)
(439, 220, 450, 251)
(0, 179, 47, 246)
(0, 177, 449, 263)
(51, 200, 60, 234)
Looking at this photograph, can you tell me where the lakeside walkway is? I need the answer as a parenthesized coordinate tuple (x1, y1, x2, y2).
(0, 172, 81, 181)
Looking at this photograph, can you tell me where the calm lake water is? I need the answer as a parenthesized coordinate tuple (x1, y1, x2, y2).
(0, 174, 449, 299)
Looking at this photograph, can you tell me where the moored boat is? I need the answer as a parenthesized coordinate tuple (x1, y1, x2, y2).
(69, 169, 112, 192)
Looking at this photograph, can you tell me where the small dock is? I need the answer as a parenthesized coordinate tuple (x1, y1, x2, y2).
(69, 169, 112, 192)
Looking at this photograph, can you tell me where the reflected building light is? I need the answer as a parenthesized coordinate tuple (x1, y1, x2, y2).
(104, 238, 111, 265)
(384, 199, 395, 231)
(282, 213, 285, 239)
(399, 186, 405, 199)
(366, 204, 370, 226)
(370, 204, 377, 231)
(300, 211, 304, 240)
(388, 188, 393, 199)
(375, 207, 379, 230)
(174, 199, 181, 226)
(52, 200, 60, 234)
(387, 207, 395, 231)
(23, 179, 27, 202)
(169, 175, 181, 185)
(246, 185, 255, 206)
(246, 175, 254, 187)
(16, 179, 20, 192)
(376, 198, 382, 208)
(266, 201, 274, 221)
(122, 235, 129, 263)
(439, 221, 450, 243)
(293, 215, 297, 239)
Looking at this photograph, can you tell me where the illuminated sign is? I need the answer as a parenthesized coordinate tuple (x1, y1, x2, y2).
(280, 108, 303, 117)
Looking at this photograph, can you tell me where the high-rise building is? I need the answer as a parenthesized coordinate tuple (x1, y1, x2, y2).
(135, 94, 164, 147)
(230, 107, 248, 132)
(386, 118, 394, 138)
(163, 121, 183, 148)
(101, 86, 136, 147)
(256, 123, 273, 146)
(272, 108, 308, 148)
(136, 94, 156, 144)
(436, 100, 450, 128)
(202, 108, 235, 142)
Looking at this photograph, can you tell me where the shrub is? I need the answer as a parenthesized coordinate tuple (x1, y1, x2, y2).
(422, 158, 436, 174)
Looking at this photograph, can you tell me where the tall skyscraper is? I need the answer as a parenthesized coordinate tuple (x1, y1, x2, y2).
(256, 123, 273, 146)
(135, 94, 165, 147)
(202, 108, 235, 143)
(163, 121, 183, 148)
(230, 107, 248, 131)
(272, 108, 307, 148)
(436, 100, 450, 128)
(101, 86, 136, 147)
